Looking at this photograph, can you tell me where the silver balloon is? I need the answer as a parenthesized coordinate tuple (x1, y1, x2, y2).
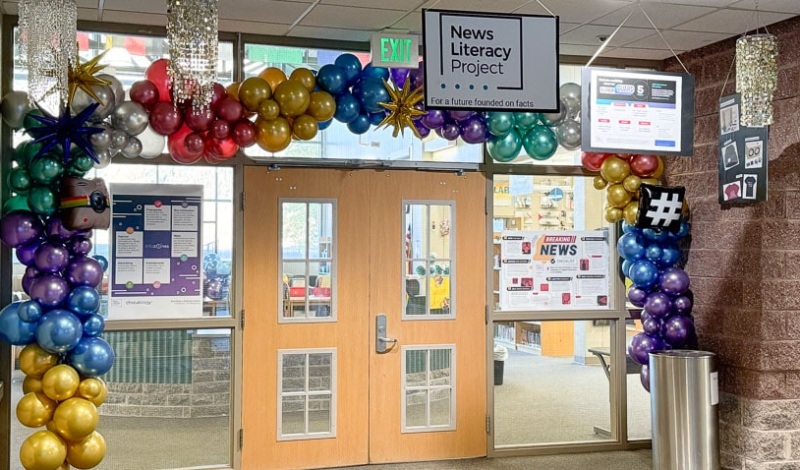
(94, 149, 114, 169)
(556, 119, 581, 150)
(121, 137, 143, 159)
(1, 91, 32, 129)
(112, 101, 149, 136)
(559, 82, 581, 112)
(137, 124, 166, 159)
(90, 128, 112, 152)
(97, 74, 125, 105)
(110, 129, 129, 150)
(71, 85, 116, 122)
(541, 98, 567, 127)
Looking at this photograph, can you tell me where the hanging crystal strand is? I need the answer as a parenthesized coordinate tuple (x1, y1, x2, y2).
(19, 0, 78, 112)
(166, 0, 219, 111)
(736, 34, 778, 127)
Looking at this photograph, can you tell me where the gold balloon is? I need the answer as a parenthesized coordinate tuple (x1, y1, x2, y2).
(292, 114, 319, 141)
(378, 77, 426, 138)
(599, 156, 631, 184)
(622, 175, 642, 194)
(273, 80, 311, 118)
(682, 199, 690, 218)
(20, 430, 66, 470)
(593, 175, 607, 190)
(641, 178, 660, 186)
(623, 201, 640, 225)
(256, 117, 292, 153)
(607, 184, 632, 208)
(24, 376, 44, 394)
(258, 99, 280, 121)
(47, 420, 59, 434)
(238, 77, 272, 113)
(306, 91, 336, 122)
(66, 432, 106, 470)
(57, 462, 70, 470)
(17, 392, 57, 428)
(77, 378, 107, 408)
(289, 68, 316, 92)
(617, 153, 633, 160)
(225, 82, 240, 101)
(19, 344, 59, 378)
(42, 365, 80, 402)
(53, 398, 98, 442)
(652, 157, 665, 179)
(605, 206, 622, 223)
(258, 67, 287, 93)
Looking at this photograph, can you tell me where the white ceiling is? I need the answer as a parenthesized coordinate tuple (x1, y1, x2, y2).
(1, 0, 798, 60)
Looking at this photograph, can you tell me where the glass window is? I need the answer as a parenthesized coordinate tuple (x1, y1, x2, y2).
(278, 349, 336, 440)
(280, 200, 336, 322)
(402, 346, 455, 432)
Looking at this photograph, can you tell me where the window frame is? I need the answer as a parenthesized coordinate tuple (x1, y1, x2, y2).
(400, 344, 457, 433)
(276, 348, 338, 441)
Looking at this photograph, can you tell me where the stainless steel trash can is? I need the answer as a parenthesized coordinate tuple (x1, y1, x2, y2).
(650, 350, 719, 470)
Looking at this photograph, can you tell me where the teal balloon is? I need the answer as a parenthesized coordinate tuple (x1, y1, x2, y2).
(29, 156, 64, 185)
(487, 129, 523, 162)
(8, 167, 32, 193)
(13, 141, 43, 167)
(23, 110, 46, 130)
(2, 195, 31, 214)
(514, 112, 540, 130)
(487, 112, 515, 137)
(523, 125, 558, 161)
(69, 154, 94, 175)
(27, 186, 57, 216)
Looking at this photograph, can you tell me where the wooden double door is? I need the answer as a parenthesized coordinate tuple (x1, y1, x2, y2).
(242, 168, 486, 469)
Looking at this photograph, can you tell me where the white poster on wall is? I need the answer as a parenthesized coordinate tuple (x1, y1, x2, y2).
(499, 230, 610, 311)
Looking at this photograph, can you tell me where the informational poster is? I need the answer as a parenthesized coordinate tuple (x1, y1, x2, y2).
(422, 9, 559, 112)
(109, 184, 204, 320)
(499, 230, 610, 311)
(718, 94, 768, 203)
(581, 67, 695, 156)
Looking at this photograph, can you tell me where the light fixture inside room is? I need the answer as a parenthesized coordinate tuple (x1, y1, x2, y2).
(166, 0, 219, 110)
(736, 34, 778, 127)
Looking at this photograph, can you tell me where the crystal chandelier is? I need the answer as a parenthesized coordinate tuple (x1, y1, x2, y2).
(167, 0, 219, 110)
(736, 34, 778, 127)
(19, 0, 78, 111)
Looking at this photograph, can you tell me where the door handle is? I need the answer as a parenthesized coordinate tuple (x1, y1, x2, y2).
(376, 314, 397, 353)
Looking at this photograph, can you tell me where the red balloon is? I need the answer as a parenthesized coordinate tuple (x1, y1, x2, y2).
(214, 97, 244, 123)
(129, 80, 160, 110)
(210, 120, 231, 139)
(185, 132, 206, 153)
(629, 154, 659, 177)
(210, 83, 227, 109)
(168, 125, 203, 164)
(150, 102, 184, 136)
(184, 106, 216, 132)
(145, 59, 171, 102)
(205, 136, 239, 161)
(581, 152, 611, 172)
(232, 120, 257, 147)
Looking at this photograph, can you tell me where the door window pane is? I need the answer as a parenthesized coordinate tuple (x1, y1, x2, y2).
(402, 346, 455, 432)
(278, 350, 336, 440)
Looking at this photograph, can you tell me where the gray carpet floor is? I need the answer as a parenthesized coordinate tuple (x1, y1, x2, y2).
(334, 451, 653, 469)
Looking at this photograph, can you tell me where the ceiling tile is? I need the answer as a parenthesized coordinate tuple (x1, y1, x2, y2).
(101, 10, 167, 26)
(673, 9, 793, 33)
(560, 43, 617, 56)
(219, 19, 290, 36)
(592, 3, 718, 29)
(651, 0, 736, 6)
(288, 25, 373, 42)
(559, 25, 655, 47)
(389, 11, 422, 34)
(319, 0, 421, 11)
(300, 4, 406, 30)
(514, 0, 634, 25)
(730, 0, 800, 14)
(218, 0, 311, 24)
(424, 0, 532, 14)
(625, 30, 731, 50)
(600, 47, 679, 60)
(102, 0, 164, 14)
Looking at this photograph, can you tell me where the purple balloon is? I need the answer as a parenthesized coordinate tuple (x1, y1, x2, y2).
(390, 68, 410, 88)
(207, 279, 225, 300)
(30, 274, 70, 307)
(34, 241, 70, 273)
(16, 240, 42, 267)
(68, 237, 93, 256)
(662, 314, 696, 347)
(45, 216, 75, 240)
(414, 120, 431, 138)
(409, 65, 424, 89)
(459, 115, 489, 144)
(628, 332, 667, 366)
(642, 316, 663, 335)
(0, 210, 43, 249)
(437, 122, 460, 141)
(640, 365, 650, 392)
(660, 267, 690, 295)
(644, 292, 672, 318)
(22, 266, 40, 295)
(448, 110, 475, 122)
(627, 286, 648, 307)
(412, 101, 425, 120)
(65, 256, 104, 288)
(421, 110, 445, 130)
(672, 295, 693, 315)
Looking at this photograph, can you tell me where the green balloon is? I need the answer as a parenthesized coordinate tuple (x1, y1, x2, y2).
(523, 125, 558, 161)
(23, 110, 46, 130)
(487, 112, 515, 137)
(14, 141, 46, 167)
(514, 112, 540, 130)
(29, 156, 64, 185)
(2, 195, 31, 214)
(487, 129, 523, 162)
(8, 167, 32, 193)
(69, 154, 94, 174)
(27, 185, 57, 216)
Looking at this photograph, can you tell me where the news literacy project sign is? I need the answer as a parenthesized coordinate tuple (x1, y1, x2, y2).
(422, 9, 559, 112)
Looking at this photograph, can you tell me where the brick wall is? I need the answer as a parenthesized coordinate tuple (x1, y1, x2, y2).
(663, 15, 800, 470)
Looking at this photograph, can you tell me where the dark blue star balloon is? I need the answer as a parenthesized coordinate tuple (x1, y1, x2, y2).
(25, 103, 104, 163)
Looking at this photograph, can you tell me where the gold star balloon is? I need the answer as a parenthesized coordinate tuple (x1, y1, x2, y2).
(67, 49, 111, 105)
(378, 76, 427, 139)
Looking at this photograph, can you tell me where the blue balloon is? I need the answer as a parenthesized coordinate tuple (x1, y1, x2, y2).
(334, 53, 363, 85)
(659, 246, 682, 268)
(0, 302, 37, 345)
(676, 220, 691, 239)
(318, 119, 332, 130)
(643, 228, 670, 242)
(203, 252, 219, 267)
(66, 285, 100, 315)
(316, 64, 347, 95)
(36, 309, 83, 353)
(216, 261, 232, 276)
(347, 114, 371, 135)
(622, 221, 641, 235)
(361, 64, 390, 81)
(355, 77, 390, 114)
(334, 92, 360, 123)
(94, 255, 108, 272)
(617, 232, 646, 261)
(629, 259, 659, 288)
(82, 314, 105, 337)
(17, 300, 43, 323)
(645, 244, 663, 263)
(368, 111, 386, 126)
(68, 336, 115, 377)
(621, 260, 633, 278)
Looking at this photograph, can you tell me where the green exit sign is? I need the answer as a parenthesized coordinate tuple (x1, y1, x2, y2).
(371, 33, 419, 69)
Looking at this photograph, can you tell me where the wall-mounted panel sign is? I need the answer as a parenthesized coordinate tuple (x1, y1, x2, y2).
(718, 94, 768, 204)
